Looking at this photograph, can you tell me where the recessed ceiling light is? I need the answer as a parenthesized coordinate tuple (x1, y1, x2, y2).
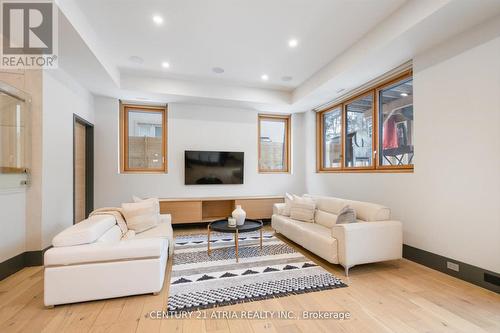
(281, 76, 293, 82)
(152, 15, 164, 25)
(261, 74, 269, 81)
(212, 67, 224, 74)
(161, 61, 170, 68)
(400, 92, 408, 97)
(129, 56, 144, 64)
(288, 39, 298, 48)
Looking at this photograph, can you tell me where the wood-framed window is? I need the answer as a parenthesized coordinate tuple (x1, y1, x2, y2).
(120, 103, 168, 173)
(317, 69, 413, 173)
(258, 114, 291, 173)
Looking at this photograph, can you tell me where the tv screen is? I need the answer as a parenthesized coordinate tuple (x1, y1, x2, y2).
(185, 151, 244, 185)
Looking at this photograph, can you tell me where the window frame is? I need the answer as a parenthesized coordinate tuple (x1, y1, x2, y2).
(120, 103, 168, 174)
(258, 114, 291, 173)
(316, 69, 413, 173)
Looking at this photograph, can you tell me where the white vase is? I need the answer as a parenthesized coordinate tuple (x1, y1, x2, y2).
(232, 205, 246, 226)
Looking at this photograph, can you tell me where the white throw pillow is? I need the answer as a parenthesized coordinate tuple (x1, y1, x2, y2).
(122, 200, 160, 233)
(290, 195, 316, 223)
(315, 209, 338, 228)
(282, 192, 294, 216)
(132, 196, 160, 215)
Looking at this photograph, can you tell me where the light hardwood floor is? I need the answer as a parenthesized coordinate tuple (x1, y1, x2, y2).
(1, 226, 499, 333)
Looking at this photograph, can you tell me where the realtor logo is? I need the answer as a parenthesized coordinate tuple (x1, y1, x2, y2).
(1, 0, 58, 68)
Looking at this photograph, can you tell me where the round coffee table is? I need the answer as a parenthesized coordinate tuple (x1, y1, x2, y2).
(207, 219, 263, 262)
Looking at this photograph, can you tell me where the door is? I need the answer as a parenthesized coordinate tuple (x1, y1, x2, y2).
(73, 115, 94, 224)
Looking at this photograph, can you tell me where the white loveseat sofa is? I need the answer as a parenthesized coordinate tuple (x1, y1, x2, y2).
(272, 195, 402, 275)
(44, 214, 173, 307)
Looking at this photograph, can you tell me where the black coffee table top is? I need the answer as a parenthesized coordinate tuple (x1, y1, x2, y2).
(209, 219, 263, 233)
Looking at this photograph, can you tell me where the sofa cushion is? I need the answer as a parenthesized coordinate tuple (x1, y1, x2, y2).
(290, 195, 315, 223)
(52, 215, 116, 247)
(96, 225, 123, 243)
(306, 195, 390, 222)
(306, 195, 349, 215)
(122, 200, 160, 233)
(272, 215, 338, 264)
(44, 238, 167, 266)
(315, 209, 338, 228)
(345, 200, 390, 221)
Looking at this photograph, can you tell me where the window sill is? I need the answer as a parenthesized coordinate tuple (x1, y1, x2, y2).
(258, 170, 291, 174)
(316, 167, 413, 174)
(120, 170, 168, 175)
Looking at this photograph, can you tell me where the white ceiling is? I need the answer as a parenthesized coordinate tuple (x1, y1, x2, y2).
(73, 0, 406, 90)
(55, 0, 500, 112)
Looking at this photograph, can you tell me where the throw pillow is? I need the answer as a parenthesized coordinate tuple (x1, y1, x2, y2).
(290, 195, 316, 223)
(282, 192, 294, 216)
(122, 200, 160, 233)
(132, 196, 160, 215)
(336, 206, 357, 224)
(315, 209, 338, 228)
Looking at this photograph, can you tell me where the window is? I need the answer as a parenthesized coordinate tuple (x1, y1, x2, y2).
(258, 114, 290, 173)
(319, 107, 342, 169)
(317, 70, 413, 172)
(120, 104, 167, 173)
(345, 93, 374, 168)
(378, 77, 414, 167)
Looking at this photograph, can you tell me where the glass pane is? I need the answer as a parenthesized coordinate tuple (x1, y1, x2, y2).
(259, 118, 286, 171)
(127, 110, 163, 169)
(379, 78, 413, 166)
(345, 94, 373, 167)
(0, 93, 29, 171)
(322, 107, 342, 168)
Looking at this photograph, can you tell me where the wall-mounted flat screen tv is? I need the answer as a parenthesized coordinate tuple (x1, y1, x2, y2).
(185, 151, 244, 185)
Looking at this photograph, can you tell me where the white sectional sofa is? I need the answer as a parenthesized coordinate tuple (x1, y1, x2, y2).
(44, 214, 173, 307)
(272, 195, 402, 275)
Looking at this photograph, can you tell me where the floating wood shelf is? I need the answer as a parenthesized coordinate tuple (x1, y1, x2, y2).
(159, 195, 284, 224)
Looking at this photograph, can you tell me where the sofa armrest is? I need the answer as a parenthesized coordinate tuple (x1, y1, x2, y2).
(331, 220, 402, 268)
(159, 214, 174, 255)
(273, 203, 286, 215)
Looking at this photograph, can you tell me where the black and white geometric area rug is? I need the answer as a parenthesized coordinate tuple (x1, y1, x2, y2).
(167, 231, 347, 312)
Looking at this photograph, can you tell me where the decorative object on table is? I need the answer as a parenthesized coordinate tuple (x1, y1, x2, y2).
(232, 205, 246, 226)
(168, 231, 347, 313)
(227, 217, 236, 227)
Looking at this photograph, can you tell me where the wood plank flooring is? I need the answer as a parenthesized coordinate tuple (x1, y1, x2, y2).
(0, 226, 499, 333)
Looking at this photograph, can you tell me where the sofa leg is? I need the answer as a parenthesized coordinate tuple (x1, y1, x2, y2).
(344, 266, 350, 277)
(45, 305, 55, 309)
(153, 291, 160, 296)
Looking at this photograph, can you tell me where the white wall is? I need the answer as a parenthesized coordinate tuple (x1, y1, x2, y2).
(41, 68, 95, 248)
(94, 99, 305, 207)
(304, 27, 500, 273)
(0, 189, 26, 261)
(0, 69, 42, 262)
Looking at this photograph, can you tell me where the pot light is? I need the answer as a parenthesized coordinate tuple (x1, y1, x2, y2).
(129, 56, 144, 64)
(212, 67, 224, 74)
(161, 61, 170, 68)
(288, 39, 298, 48)
(261, 74, 269, 81)
(152, 15, 164, 25)
(400, 92, 408, 97)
